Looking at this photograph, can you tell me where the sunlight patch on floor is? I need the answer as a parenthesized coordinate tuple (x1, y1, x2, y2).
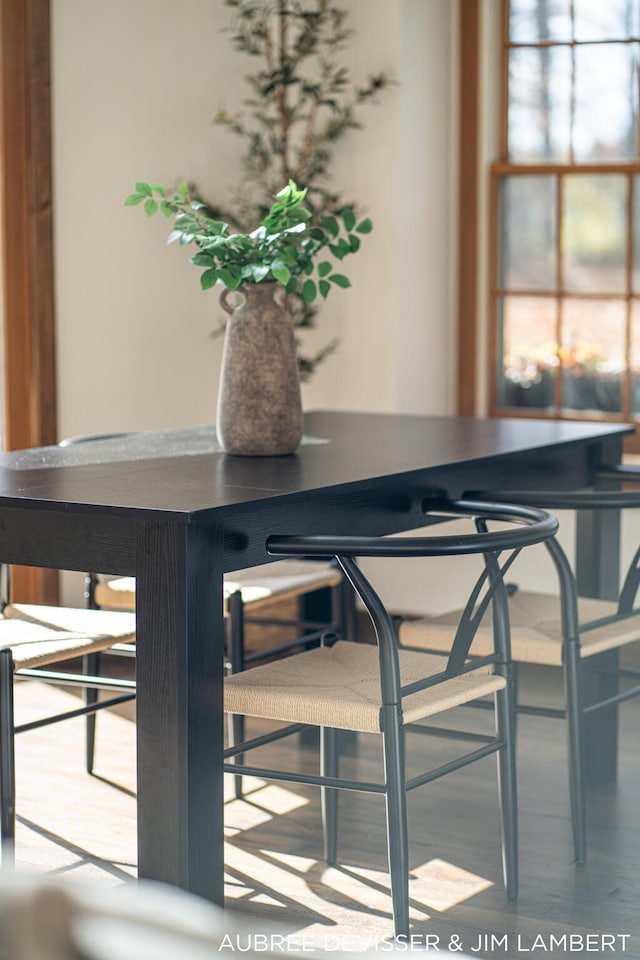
(224, 781, 310, 836)
(226, 847, 431, 940)
(318, 864, 431, 924)
(410, 858, 493, 910)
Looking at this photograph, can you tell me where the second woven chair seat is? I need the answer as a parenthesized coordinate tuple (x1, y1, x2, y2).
(94, 559, 342, 613)
(3, 604, 136, 669)
(400, 590, 640, 666)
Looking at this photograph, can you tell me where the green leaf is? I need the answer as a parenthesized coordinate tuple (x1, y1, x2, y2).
(178, 181, 188, 197)
(309, 227, 325, 242)
(135, 181, 153, 197)
(329, 273, 351, 288)
(200, 268, 218, 291)
(348, 234, 361, 253)
(342, 208, 356, 231)
(319, 279, 331, 299)
(356, 217, 373, 234)
(318, 260, 332, 278)
(271, 264, 291, 285)
(251, 264, 270, 282)
(199, 220, 227, 238)
(218, 266, 242, 290)
(321, 215, 339, 237)
(302, 279, 317, 304)
(124, 193, 145, 206)
(285, 276, 299, 295)
(190, 252, 215, 267)
(160, 200, 173, 218)
(151, 183, 166, 196)
(144, 198, 158, 217)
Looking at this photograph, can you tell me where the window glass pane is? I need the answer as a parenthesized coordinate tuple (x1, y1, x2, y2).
(509, 0, 572, 42)
(508, 46, 571, 161)
(573, 0, 640, 41)
(562, 175, 627, 293)
(631, 299, 640, 413)
(497, 296, 558, 409)
(500, 176, 556, 289)
(573, 43, 638, 161)
(561, 299, 626, 412)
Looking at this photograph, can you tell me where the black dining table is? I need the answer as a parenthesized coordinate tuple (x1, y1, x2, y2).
(0, 410, 632, 902)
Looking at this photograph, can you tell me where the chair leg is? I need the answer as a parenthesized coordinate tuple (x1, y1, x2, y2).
(228, 590, 246, 799)
(495, 662, 518, 900)
(83, 651, 100, 774)
(321, 726, 339, 865)
(381, 704, 409, 939)
(564, 641, 587, 866)
(338, 570, 358, 643)
(0, 648, 16, 864)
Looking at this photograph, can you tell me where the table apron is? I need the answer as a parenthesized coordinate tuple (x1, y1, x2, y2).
(0, 506, 137, 574)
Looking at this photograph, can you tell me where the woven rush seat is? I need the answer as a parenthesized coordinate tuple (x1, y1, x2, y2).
(2, 604, 136, 669)
(225, 640, 505, 734)
(94, 559, 342, 613)
(400, 590, 640, 667)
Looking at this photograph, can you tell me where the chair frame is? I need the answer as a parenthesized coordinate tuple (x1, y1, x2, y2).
(0, 566, 136, 862)
(223, 498, 558, 937)
(461, 465, 640, 867)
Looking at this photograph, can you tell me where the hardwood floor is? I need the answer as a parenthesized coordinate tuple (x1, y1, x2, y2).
(9, 658, 640, 958)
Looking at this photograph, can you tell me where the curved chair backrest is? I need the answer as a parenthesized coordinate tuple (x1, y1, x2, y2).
(465, 471, 640, 629)
(268, 498, 558, 709)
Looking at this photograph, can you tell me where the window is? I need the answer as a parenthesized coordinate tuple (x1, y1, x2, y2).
(490, 0, 640, 435)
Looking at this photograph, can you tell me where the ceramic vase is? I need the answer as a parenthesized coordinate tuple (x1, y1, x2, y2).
(216, 282, 303, 456)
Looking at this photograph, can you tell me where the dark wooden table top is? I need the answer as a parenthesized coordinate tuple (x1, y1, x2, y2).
(0, 412, 631, 519)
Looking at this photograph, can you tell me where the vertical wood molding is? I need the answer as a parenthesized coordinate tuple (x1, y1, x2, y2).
(0, 0, 58, 602)
(456, 0, 480, 415)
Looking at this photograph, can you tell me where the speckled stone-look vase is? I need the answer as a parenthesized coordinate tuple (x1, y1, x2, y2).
(216, 282, 303, 456)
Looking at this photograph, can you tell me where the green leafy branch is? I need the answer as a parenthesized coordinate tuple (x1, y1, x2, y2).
(125, 179, 372, 305)
(214, 0, 392, 223)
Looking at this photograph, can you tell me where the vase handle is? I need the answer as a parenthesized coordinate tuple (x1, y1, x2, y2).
(220, 287, 238, 314)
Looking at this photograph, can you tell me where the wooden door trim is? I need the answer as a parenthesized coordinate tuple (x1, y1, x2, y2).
(457, 0, 480, 415)
(0, 0, 58, 601)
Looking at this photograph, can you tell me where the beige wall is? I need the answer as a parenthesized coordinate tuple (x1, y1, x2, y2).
(51, 0, 458, 443)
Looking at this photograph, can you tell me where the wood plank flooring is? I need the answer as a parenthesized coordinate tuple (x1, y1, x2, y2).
(9, 657, 640, 958)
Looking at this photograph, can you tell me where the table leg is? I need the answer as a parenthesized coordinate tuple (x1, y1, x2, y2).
(575, 507, 620, 786)
(135, 519, 224, 902)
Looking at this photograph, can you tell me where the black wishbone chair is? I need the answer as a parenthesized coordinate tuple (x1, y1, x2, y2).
(223, 498, 558, 938)
(399, 466, 640, 868)
(0, 565, 136, 862)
